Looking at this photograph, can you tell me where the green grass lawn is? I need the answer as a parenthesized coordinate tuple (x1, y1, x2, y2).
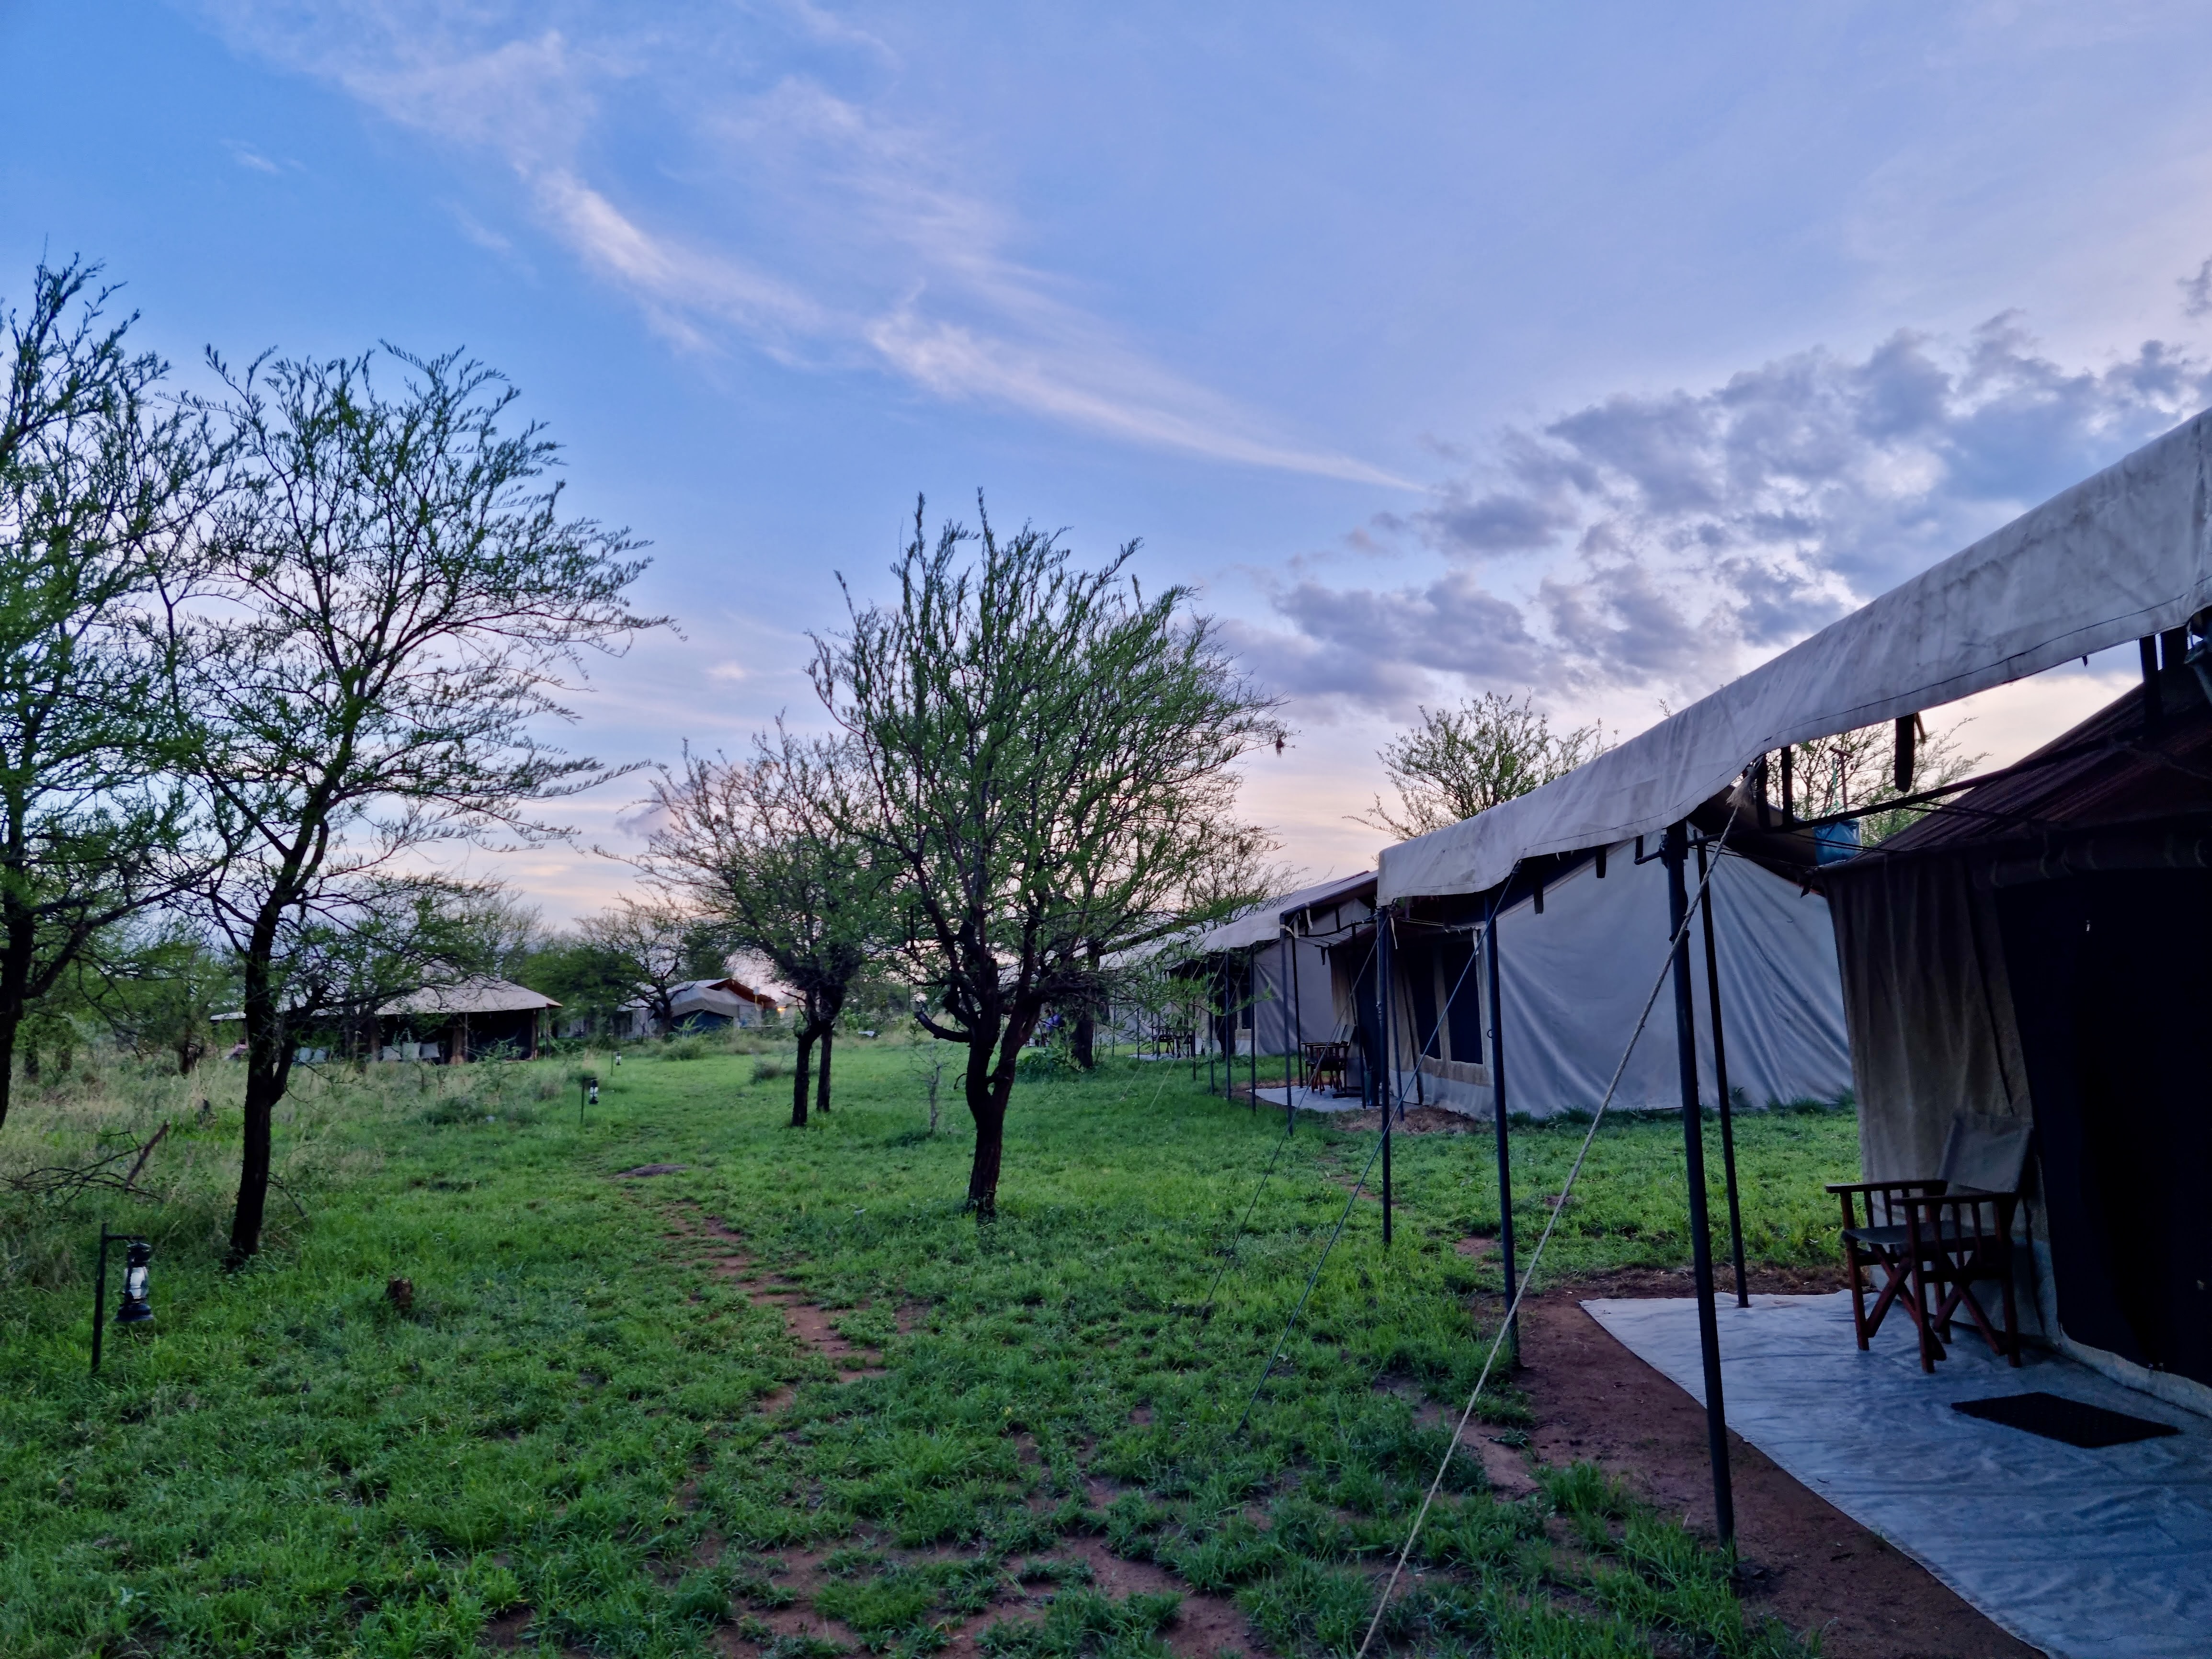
(0, 1040, 1859, 1658)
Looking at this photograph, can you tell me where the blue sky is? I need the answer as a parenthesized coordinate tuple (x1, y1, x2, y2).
(8, 2, 2212, 918)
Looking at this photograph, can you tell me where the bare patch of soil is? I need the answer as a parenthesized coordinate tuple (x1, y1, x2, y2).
(1050, 1534, 1265, 1659)
(668, 1213, 904, 1387)
(1325, 1105, 1477, 1136)
(1510, 1283, 2037, 1659)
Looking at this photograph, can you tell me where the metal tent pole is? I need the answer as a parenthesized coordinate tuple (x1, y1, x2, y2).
(1249, 948, 1259, 1113)
(1287, 929, 1302, 1128)
(1378, 909, 1393, 1248)
(1697, 839, 1750, 1308)
(1664, 822, 1736, 1545)
(1484, 894, 1519, 1367)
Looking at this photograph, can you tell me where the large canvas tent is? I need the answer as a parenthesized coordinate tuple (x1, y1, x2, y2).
(1821, 672, 2212, 1417)
(1381, 837, 1851, 1120)
(1366, 408, 2212, 1537)
(378, 976, 559, 1061)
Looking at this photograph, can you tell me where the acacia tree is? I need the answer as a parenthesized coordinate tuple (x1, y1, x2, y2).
(178, 347, 659, 1262)
(812, 499, 1284, 1215)
(579, 896, 696, 1037)
(83, 919, 235, 1075)
(643, 726, 890, 1126)
(0, 258, 216, 1128)
(1357, 691, 1607, 839)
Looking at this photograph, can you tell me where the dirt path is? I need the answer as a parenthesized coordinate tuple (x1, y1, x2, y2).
(667, 1211, 1269, 1659)
(1511, 1278, 2039, 1659)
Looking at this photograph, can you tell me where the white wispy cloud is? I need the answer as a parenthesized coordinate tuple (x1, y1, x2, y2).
(223, 138, 284, 173)
(193, 0, 1407, 485)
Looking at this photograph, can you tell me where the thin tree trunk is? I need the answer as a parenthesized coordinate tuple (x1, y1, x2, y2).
(230, 1059, 278, 1264)
(228, 910, 297, 1265)
(791, 1027, 815, 1127)
(966, 1069, 1006, 1217)
(0, 1007, 18, 1130)
(1072, 943, 1101, 1069)
(817, 1024, 833, 1114)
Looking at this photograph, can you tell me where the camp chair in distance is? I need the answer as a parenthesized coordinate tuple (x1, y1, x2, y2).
(1827, 1116, 2033, 1372)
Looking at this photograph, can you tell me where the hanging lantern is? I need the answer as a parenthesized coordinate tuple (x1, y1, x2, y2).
(116, 1241, 153, 1325)
(91, 1227, 154, 1373)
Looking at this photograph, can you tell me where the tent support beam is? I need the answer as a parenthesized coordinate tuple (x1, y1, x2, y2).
(1665, 821, 1735, 1547)
(1484, 894, 1519, 1367)
(1697, 841, 1751, 1309)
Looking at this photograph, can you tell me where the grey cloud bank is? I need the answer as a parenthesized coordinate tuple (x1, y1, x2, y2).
(1248, 312, 2212, 719)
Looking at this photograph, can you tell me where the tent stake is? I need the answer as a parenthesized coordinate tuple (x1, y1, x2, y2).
(1697, 841, 1750, 1309)
(1484, 894, 1519, 1367)
(1664, 822, 1735, 1547)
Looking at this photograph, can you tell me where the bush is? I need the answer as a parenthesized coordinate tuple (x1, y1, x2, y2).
(752, 1056, 787, 1083)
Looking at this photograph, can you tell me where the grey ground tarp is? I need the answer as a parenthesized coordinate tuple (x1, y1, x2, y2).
(1380, 408, 2212, 902)
(1586, 1293, 2212, 1659)
(1401, 844, 1851, 1117)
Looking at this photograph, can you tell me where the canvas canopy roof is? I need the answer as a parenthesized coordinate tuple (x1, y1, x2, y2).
(1187, 871, 1375, 955)
(378, 975, 559, 1017)
(1379, 408, 2212, 903)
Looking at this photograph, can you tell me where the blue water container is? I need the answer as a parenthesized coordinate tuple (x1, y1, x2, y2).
(1813, 820, 1862, 864)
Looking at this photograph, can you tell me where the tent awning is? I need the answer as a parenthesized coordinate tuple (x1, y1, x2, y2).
(1378, 409, 2212, 902)
(1189, 871, 1375, 955)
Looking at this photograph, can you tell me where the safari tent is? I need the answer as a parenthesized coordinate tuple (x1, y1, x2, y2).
(1177, 873, 1368, 1074)
(1366, 830, 1852, 1121)
(377, 975, 560, 1061)
(1820, 668, 2212, 1416)
(1365, 406, 2212, 1649)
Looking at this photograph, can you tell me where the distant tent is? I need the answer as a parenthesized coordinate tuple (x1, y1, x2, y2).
(1184, 873, 1371, 1063)
(620, 976, 784, 1038)
(1821, 672, 2212, 1415)
(378, 976, 559, 1061)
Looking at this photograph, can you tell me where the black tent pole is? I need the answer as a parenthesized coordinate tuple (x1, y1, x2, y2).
(1665, 822, 1735, 1546)
(1249, 948, 1258, 1113)
(1484, 893, 1519, 1367)
(1285, 928, 1300, 1133)
(1378, 908, 1393, 1249)
(1697, 840, 1750, 1308)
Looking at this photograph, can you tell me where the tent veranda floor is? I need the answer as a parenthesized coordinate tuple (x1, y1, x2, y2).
(1585, 1291, 2212, 1659)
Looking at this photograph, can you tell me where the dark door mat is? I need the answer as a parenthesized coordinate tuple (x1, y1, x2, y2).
(1952, 1391, 2180, 1448)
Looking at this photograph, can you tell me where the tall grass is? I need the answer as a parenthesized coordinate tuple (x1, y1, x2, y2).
(0, 1043, 1850, 1658)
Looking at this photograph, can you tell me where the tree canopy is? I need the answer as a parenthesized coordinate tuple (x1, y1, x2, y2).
(1359, 690, 1608, 841)
(812, 498, 1283, 1214)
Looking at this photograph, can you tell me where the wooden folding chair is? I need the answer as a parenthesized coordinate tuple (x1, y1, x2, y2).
(1901, 1189, 2022, 1373)
(1827, 1115, 2032, 1371)
(1828, 1177, 1950, 1354)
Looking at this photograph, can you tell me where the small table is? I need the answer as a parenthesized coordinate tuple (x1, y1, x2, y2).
(1302, 1040, 1351, 1095)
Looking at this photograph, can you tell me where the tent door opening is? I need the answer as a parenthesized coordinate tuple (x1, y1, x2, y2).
(1998, 868, 2212, 1391)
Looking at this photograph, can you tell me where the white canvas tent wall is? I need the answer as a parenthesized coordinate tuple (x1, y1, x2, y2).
(1389, 846, 1852, 1120)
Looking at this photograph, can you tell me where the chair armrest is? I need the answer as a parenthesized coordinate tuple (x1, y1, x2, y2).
(1824, 1179, 1947, 1195)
